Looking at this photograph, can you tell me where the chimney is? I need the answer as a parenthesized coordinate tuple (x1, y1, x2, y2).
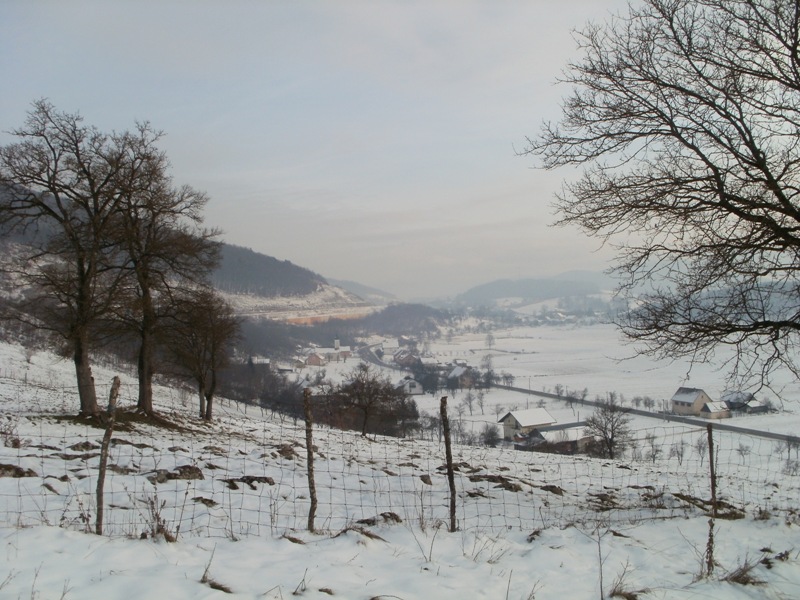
(334, 339, 340, 350)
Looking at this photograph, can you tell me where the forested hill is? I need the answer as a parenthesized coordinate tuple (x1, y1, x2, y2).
(212, 243, 327, 297)
(455, 275, 606, 306)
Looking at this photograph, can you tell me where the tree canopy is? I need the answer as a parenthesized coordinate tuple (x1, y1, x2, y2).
(0, 100, 225, 417)
(528, 0, 800, 388)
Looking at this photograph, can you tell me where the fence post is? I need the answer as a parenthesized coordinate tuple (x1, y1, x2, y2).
(440, 396, 457, 532)
(706, 423, 717, 518)
(304, 388, 318, 533)
(96, 376, 121, 536)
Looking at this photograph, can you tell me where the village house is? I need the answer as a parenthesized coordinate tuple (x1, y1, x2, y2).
(721, 391, 770, 415)
(396, 376, 423, 396)
(497, 408, 556, 441)
(305, 352, 327, 367)
(670, 387, 741, 419)
(248, 355, 270, 367)
(392, 348, 420, 368)
(670, 387, 713, 416)
(700, 400, 730, 419)
(446, 365, 475, 390)
(514, 423, 593, 454)
(315, 339, 352, 363)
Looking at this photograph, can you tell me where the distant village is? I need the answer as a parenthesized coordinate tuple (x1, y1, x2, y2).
(252, 335, 775, 457)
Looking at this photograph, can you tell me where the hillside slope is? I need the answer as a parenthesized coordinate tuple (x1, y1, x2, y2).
(0, 340, 799, 599)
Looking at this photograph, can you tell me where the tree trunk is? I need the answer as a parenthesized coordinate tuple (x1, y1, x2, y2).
(74, 331, 99, 416)
(137, 326, 154, 415)
(198, 383, 206, 419)
(136, 287, 156, 415)
(203, 367, 217, 421)
(204, 392, 214, 421)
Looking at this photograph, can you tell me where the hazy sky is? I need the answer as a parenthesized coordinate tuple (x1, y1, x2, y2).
(1, 1, 630, 299)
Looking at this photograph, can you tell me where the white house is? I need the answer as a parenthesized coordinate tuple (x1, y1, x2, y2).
(671, 387, 713, 416)
(497, 408, 556, 441)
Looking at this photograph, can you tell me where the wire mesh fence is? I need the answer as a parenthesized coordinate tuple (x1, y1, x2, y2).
(1, 374, 799, 541)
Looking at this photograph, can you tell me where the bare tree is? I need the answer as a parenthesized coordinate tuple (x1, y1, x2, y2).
(736, 442, 751, 465)
(528, 0, 800, 387)
(477, 390, 486, 415)
(669, 440, 687, 466)
(463, 390, 475, 416)
(0, 101, 161, 415)
(335, 363, 408, 436)
(584, 397, 633, 459)
(695, 435, 709, 466)
(645, 432, 662, 464)
(166, 287, 239, 420)
(484, 331, 495, 349)
(111, 158, 220, 415)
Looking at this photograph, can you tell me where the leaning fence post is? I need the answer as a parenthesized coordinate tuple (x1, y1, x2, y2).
(440, 396, 457, 532)
(304, 388, 318, 533)
(96, 376, 121, 536)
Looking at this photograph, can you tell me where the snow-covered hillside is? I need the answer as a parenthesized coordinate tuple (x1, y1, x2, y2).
(1, 335, 800, 599)
(222, 282, 380, 323)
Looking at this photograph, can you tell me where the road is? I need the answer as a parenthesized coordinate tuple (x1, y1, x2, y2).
(494, 384, 798, 444)
(354, 348, 797, 444)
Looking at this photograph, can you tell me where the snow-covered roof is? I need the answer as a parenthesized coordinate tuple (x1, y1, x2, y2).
(318, 346, 351, 354)
(722, 390, 755, 402)
(702, 401, 729, 413)
(721, 390, 756, 405)
(448, 366, 468, 378)
(498, 408, 556, 428)
(540, 429, 587, 443)
(670, 387, 707, 402)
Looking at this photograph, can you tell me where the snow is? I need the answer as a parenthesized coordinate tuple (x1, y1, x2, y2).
(498, 407, 556, 427)
(221, 284, 380, 323)
(1, 325, 800, 599)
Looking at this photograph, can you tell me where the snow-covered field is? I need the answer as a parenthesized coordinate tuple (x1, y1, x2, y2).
(1, 325, 800, 599)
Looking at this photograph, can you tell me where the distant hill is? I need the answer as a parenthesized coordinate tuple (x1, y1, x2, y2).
(455, 273, 614, 307)
(213, 244, 385, 323)
(212, 243, 327, 297)
(328, 278, 396, 304)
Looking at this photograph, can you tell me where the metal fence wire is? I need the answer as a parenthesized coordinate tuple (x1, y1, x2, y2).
(1, 375, 798, 540)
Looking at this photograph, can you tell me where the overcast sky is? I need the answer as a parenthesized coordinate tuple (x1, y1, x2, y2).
(1, 1, 631, 299)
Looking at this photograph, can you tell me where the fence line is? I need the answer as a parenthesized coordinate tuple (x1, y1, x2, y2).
(1, 379, 799, 540)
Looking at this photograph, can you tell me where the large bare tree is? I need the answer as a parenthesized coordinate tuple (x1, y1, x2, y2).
(0, 101, 162, 415)
(528, 0, 800, 388)
(111, 154, 220, 415)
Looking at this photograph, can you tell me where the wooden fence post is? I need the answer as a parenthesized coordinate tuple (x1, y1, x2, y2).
(707, 423, 717, 518)
(96, 376, 121, 536)
(704, 423, 718, 577)
(304, 388, 318, 533)
(440, 396, 457, 532)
